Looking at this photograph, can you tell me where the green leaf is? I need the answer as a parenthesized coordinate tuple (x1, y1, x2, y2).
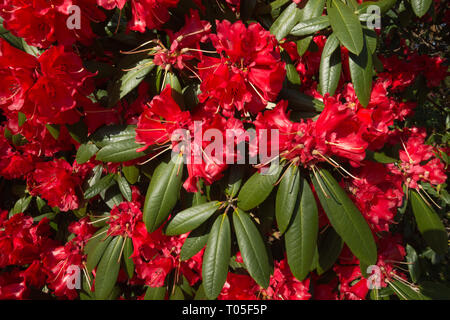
(84, 173, 115, 199)
(165, 201, 221, 236)
(348, 37, 373, 107)
(279, 88, 325, 112)
(116, 174, 132, 202)
(122, 165, 139, 184)
(233, 208, 271, 288)
(366, 150, 398, 163)
(388, 280, 428, 300)
(11, 195, 32, 216)
(294, 0, 326, 55)
(328, 0, 364, 54)
(66, 120, 88, 144)
(46, 124, 61, 140)
(144, 286, 167, 300)
(411, 0, 432, 18)
(95, 138, 149, 163)
(406, 244, 421, 283)
(123, 237, 134, 279)
(202, 214, 231, 300)
(316, 227, 344, 275)
(108, 59, 154, 107)
(225, 167, 244, 198)
(143, 155, 184, 233)
(18, 112, 26, 127)
(85, 229, 112, 272)
(270, 2, 303, 41)
(21, 38, 40, 57)
(163, 71, 184, 108)
(356, 0, 397, 14)
(180, 221, 211, 261)
(419, 281, 450, 300)
(94, 236, 124, 300)
(76, 143, 99, 164)
(91, 125, 137, 148)
(276, 165, 301, 234)
(410, 190, 448, 254)
(285, 177, 318, 281)
(311, 168, 377, 266)
(319, 33, 342, 96)
(290, 16, 330, 37)
(237, 164, 282, 211)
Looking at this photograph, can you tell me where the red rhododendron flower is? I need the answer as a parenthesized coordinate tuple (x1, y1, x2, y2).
(27, 159, 84, 211)
(198, 20, 286, 115)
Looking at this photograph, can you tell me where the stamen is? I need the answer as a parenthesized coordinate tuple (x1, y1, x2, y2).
(418, 185, 442, 209)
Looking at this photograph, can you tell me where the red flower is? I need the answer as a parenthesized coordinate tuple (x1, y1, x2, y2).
(107, 202, 143, 238)
(198, 20, 286, 115)
(28, 159, 84, 212)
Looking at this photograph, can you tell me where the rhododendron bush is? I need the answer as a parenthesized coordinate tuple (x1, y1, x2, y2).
(0, 0, 448, 301)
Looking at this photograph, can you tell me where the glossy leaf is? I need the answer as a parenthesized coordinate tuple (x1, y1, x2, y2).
(311, 168, 377, 266)
(285, 177, 318, 281)
(84, 173, 115, 199)
(348, 37, 373, 107)
(319, 33, 342, 96)
(276, 165, 301, 234)
(76, 143, 99, 164)
(270, 2, 303, 41)
(116, 174, 132, 202)
(290, 16, 330, 37)
(237, 164, 282, 211)
(233, 208, 271, 288)
(165, 201, 220, 236)
(410, 189, 448, 254)
(143, 155, 184, 233)
(328, 0, 364, 54)
(94, 236, 124, 300)
(202, 214, 231, 300)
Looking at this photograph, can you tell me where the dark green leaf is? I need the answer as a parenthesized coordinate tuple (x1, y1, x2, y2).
(276, 165, 301, 234)
(122, 165, 139, 184)
(180, 221, 211, 261)
(76, 143, 99, 164)
(410, 190, 448, 254)
(285, 177, 318, 281)
(202, 214, 231, 300)
(85, 231, 112, 272)
(328, 0, 364, 54)
(225, 167, 244, 198)
(319, 33, 342, 96)
(237, 163, 282, 211)
(108, 59, 154, 107)
(91, 125, 136, 148)
(143, 155, 184, 232)
(94, 236, 124, 300)
(348, 37, 373, 107)
(165, 201, 221, 236)
(290, 16, 330, 36)
(406, 244, 421, 283)
(84, 173, 115, 199)
(123, 237, 134, 279)
(311, 168, 377, 266)
(116, 174, 132, 202)
(233, 208, 271, 288)
(95, 138, 148, 163)
(316, 227, 344, 275)
(144, 286, 167, 300)
(270, 2, 303, 41)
